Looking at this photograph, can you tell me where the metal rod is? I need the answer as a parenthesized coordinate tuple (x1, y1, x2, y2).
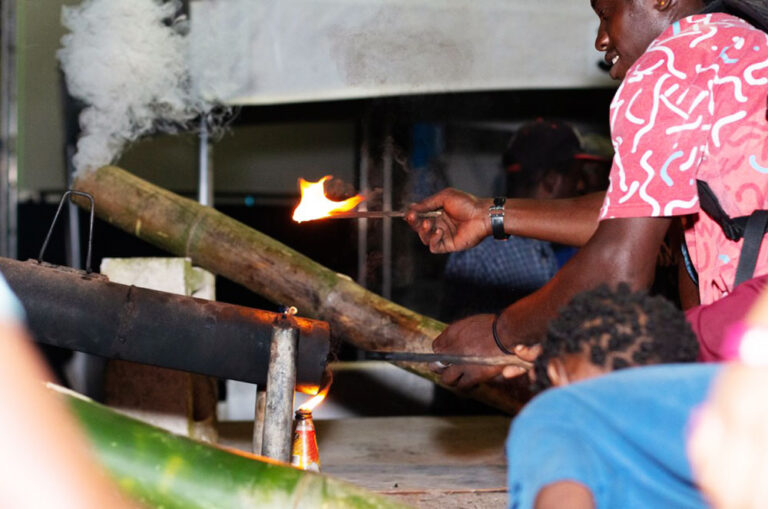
(261, 315, 299, 463)
(198, 118, 213, 207)
(365, 351, 533, 369)
(62, 83, 81, 270)
(66, 196, 82, 269)
(82, 193, 95, 274)
(0, 0, 18, 258)
(321, 210, 442, 220)
(382, 136, 393, 300)
(356, 121, 370, 287)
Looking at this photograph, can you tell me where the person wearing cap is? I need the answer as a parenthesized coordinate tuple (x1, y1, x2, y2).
(406, 0, 768, 392)
(440, 119, 605, 321)
(502, 120, 608, 201)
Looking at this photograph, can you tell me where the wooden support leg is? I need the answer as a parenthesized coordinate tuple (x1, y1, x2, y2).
(252, 388, 266, 455)
(261, 317, 298, 462)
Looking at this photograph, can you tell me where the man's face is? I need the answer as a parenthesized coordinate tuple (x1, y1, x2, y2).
(590, 0, 670, 80)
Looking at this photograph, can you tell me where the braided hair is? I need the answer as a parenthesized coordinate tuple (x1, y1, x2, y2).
(534, 283, 699, 390)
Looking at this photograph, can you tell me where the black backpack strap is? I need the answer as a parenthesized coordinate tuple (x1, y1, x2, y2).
(696, 180, 746, 241)
(696, 179, 768, 287)
(734, 210, 768, 286)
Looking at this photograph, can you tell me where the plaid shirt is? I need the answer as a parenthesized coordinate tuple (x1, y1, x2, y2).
(441, 236, 558, 320)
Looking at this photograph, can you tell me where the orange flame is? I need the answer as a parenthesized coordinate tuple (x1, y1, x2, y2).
(298, 382, 329, 413)
(292, 176, 364, 223)
(298, 370, 333, 413)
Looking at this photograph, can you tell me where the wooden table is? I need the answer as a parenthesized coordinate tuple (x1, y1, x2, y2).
(219, 415, 511, 508)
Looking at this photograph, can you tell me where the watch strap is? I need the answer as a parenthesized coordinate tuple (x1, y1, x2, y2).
(489, 197, 510, 240)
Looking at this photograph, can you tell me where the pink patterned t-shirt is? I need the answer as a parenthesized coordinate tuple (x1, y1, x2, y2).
(600, 13, 768, 305)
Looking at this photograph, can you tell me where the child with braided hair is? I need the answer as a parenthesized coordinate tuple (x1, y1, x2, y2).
(533, 283, 700, 389)
(506, 284, 711, 508)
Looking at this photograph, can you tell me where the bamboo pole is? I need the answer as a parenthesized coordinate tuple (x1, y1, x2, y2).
(56, 385, 410, 509)
(73, 166, 526, 414)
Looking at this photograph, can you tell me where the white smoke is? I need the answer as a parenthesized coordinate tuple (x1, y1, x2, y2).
(58, 0, 218, 175)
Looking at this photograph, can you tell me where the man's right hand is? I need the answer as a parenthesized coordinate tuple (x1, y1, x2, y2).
(405, 188, 492, 253)
(503, 344, 542, 380)
(431, 313, 543, 388)
(431, 313, 508, 388)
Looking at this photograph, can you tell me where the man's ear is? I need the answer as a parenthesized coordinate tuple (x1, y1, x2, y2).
(539, 171, 561, 199)
(547, 358, 570, 387)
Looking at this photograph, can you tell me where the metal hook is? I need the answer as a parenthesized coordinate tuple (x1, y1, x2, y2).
(37, 190, 96, 274)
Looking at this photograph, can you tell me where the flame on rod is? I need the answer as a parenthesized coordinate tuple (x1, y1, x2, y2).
(292, 176, 364, 223)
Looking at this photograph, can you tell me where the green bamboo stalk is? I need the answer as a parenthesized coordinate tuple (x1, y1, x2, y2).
(73, 165, 525, 414)
(59, 387, 409, 509)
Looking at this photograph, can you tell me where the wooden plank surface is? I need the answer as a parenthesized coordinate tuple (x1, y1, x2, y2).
(219, 415, 511, 508)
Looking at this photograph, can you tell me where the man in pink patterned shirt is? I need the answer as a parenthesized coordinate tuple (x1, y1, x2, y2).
(405, 0, 768, 390)
(600, 7, 768, 305)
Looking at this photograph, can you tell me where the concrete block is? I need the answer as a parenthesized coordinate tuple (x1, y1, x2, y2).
(100, 257, 218, 442)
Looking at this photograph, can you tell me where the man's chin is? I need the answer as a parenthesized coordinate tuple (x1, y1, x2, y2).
(609, 65, 626, 81)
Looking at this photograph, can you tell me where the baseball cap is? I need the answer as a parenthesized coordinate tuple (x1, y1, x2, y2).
(503, 119, 606, 173)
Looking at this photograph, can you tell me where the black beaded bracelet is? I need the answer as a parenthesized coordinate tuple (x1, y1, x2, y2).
(492, 314, 515, 355)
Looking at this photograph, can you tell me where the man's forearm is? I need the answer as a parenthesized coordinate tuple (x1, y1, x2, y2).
(495, 216, 670, 346)
(503, 191, 605, 247)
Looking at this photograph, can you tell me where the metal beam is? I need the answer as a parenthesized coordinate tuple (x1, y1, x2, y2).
(0, 257, 330, 387)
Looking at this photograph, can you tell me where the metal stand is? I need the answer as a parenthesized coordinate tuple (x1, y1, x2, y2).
(0, 0, 18, 258)
(37, 190, 95, 273)
(261, 313, 299, 462)
(198, 118, 213, 207)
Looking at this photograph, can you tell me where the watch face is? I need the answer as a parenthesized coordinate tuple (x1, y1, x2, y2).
(493, 197, 506, 207)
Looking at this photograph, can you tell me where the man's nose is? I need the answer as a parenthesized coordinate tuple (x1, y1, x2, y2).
(595, 26, 609, 52)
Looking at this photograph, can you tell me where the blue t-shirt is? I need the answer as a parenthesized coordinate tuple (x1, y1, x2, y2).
(506, 364, 721, 508)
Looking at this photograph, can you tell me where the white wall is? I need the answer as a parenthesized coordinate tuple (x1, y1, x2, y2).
(17, 2, 357, 196)
(18, 0, 610, 195)
(116, 123, 356, 196)
(191, 0, 614, 105)
(18, 0, 77, 193)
